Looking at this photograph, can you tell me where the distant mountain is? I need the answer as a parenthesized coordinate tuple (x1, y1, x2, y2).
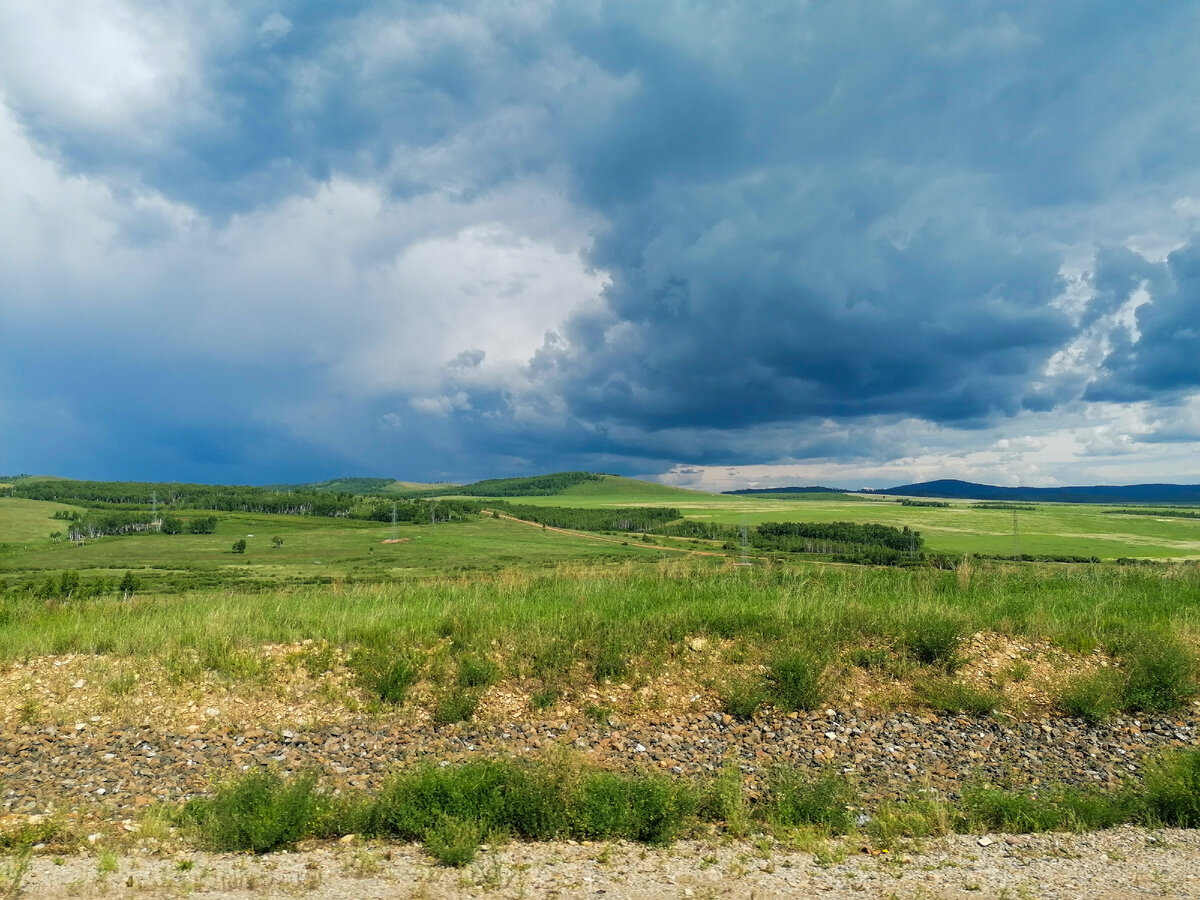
(865, 479, 1200, 504)
(723, 486, 845, 495)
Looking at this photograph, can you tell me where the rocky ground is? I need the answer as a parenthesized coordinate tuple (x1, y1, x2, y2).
(2, 637, 1200, 897)
(13, 828, 1200, 898)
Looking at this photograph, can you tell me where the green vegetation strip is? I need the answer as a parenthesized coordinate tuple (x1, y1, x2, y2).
(178, 750, 1200, 865)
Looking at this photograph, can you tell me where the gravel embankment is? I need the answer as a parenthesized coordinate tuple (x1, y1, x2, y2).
(3, 710, 1197, 823)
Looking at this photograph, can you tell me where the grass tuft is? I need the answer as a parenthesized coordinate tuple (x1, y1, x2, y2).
(904, 613, 966, 670)
(766, 769, 857, 833)
(915, 678, 1004, 715)
(1057, 669, 1125, 723)
(766, 650, 829, 712)
(183, 771, 321, 853)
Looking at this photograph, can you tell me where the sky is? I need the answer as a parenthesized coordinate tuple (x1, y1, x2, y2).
(3, 1, 1200, 491)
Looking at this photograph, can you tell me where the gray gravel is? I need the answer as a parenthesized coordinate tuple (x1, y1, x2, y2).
(3, 710, 1197, 822)
(14, 828, 1200, 898)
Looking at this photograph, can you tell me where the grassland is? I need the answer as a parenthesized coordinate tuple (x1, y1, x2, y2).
(481, 477, 1200, 560)
(4, 474, 1200, 867)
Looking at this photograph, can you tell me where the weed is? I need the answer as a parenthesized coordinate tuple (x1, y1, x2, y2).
(457, 654, 500, 688)
(766, 650, 829, 712)
(432, 688, 480, 724)
(352, 651, 420, 705)
(183, 771, 321, 853)
(905, 613, 966, 670)
(766, 769, 857, 833)
(1142, 749, 1200, 827)
(961, 783, 1134, 833)
(720, 676, 767, 720)
(915, 679, 1003, 715)
(424, 814, 483, 867)
(530, 687, 559, 711)
(97, 849, 119, 875)
(1120, 636, 1199, 713)
(697, 762, 751, 836)
(0, 848, 29, 900)
(1058, 669, 1124, 723)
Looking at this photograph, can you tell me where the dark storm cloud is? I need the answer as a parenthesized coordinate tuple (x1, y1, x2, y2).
(1090, 238, 1200, 401)
(4, 1, 1200, 483)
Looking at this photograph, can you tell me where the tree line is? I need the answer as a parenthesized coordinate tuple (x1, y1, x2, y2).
(456, 472, 605, 496)
(493, 503, 681, 532)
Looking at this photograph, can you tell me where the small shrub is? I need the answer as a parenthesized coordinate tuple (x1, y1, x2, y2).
(351, 651, 420, 704)
(1058, 670, 1125, 723)
(904, 613, 966, 670)
(423, 814, 483, 867)
(766, 769, 857, 834)
(766, 650, 829, 711)
(457, 654, 500, 688)
(1120, 637, 1199, 713)
(590, 634, 630, 682)
(530, 687, 559, 711)
(915, 678, 1003, 715)
(867, 793, 958, 849)
(721, 676, 767, 720)
(184, 772, 321, 853)
(432, 688, 480, 724)
(570, 772, 694, 845)
(1143, 749, 1200, 827)
(962, 783, 1134, 833)
(848, 647, 892, 670)
(696, 763, 750, 837)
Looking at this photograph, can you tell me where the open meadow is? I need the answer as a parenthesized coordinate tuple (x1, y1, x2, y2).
(2, 474, 1200, 894)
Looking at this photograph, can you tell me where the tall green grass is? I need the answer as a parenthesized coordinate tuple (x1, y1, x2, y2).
(1, 563, 1198, 690)
(181, 747, 1200, 861)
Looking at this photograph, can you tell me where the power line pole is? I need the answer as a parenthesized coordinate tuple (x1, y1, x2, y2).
(1012, 509, 1021, 556)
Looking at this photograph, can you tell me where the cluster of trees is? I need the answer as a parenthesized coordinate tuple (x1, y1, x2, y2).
(753, 521, 922, 552)
(969, 503, 1037, 510)
(1105, 508, 1200, 520)
(61, 512, 219, 540)
(13, 479, 359, 517)
(494, 503, 681, 532)
(456, 472, 604, 497)
(160, 515, 218, 534)
(19, 570, 141, 601)
(898, 499, 950, 508)
(977, 553, 1101, 564)
(66, 511, 160, 540)
(357, 498, 486, 523)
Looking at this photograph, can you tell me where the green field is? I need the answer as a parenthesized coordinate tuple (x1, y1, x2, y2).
(483, 476, 1200, 560)
(5, 477, 1200, 600)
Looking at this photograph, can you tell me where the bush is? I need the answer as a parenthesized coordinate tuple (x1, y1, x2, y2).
(1058, 670, 1125, 723)
(184, 772, 321, 853)
(1143, 749, 1200, 827)
(916, 678, 1003, 715)
(570, 772, 694, 845)
(457, 653, 500, 688)
(721, 676, 767, 720)
(1120, 637, 1199, 713)
(231, 539, 247, 554)
(766, 769, 857, 833)
(766, 650, 828, 711)
(352, 652, 421, 705)
(423, 814, 483, 867)
(432, 688, 480, 724)
(962, 783, 1134, 833)
(904, 613, 966, 669)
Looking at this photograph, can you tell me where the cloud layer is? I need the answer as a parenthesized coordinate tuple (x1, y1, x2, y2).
(4, 1, 1200, 486)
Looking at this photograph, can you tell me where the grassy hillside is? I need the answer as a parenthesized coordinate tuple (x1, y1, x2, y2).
(501, 474, 736, 507)
(0, 498, 88, 542)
